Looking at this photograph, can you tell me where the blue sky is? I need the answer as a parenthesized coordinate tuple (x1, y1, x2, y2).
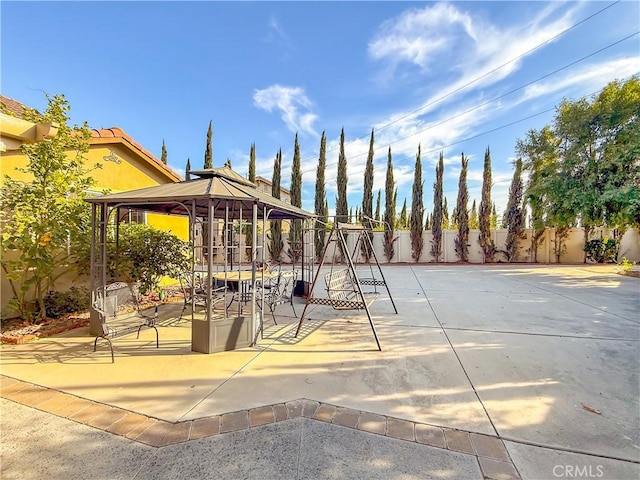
(2, 1, 639, 218)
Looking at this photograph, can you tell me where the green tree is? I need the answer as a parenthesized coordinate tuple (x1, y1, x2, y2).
(336, 127, 349, 224)
(517, 126, 559, 262)
(450, 205, 458, 230)
(248, 143, 256, 183)
(362, 129, 375, 224)
(410, 145, 424, 262)
(430, 152, 444, 261)
(554, 77, 640, 241)
(375, 189, 381, 223)
(478, 146, 494, 262)
(469, 200, 479, 229)
(1, 94, 96, 320)
(504, 158, 526, 262)
(204, 120, 213, 168)
(443, 197, 450, 230)
(245, 144, 256, 252)
(185, 157, 191, 181)
(490, 203, 498, 229)
(361, 129, 375, 261)
(269, 149, 284, 262)
(383, 147, 395, 261)
(454, 154, 469, 262)
(514, 77, 640, 261)
(161, 139, 168, 165)
(398, 199, 408, 229)
(287, 133, 303, 263)
(315, 132, 328, 262)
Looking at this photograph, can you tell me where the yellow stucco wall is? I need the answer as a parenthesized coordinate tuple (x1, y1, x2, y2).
(1, 122, 189, 317)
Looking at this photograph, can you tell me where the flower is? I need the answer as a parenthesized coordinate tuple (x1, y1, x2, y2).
(38, 232, 53, 246)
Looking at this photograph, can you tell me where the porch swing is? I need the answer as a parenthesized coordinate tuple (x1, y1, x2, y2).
(294, 222, 397, 350)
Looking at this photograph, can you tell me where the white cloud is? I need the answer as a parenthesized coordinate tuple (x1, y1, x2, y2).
(520, 57, 640, 103)
(253, 84, 318, 136)
(369, 2, 578, 112)
(369, 3, 476, 73)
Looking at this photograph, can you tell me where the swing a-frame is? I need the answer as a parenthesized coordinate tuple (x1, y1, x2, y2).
(294, 223, 397, 350)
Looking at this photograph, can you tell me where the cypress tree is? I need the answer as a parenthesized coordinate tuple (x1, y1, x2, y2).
(336, 128, 349, 224)
(161, 139, 167, 165)
(248, 143, 256, 182)
(245, 144, 256, 251)
(399, 199, 407, 229)
(469, 200, 479, 229)
(362, 129, 374, 224)
(361, 129, 375, 261)
(491, 202, 498, 229)
(375, 190, 381, 222)
(383, 147, 395, 261)
(443, 197, 450, 229)
(315, 132, 328, 262)
(454, 153, 469, 262)
(410, 144, 424, 262)
(185, 158, 191, 180)
(288, 133, 302, 263)
(204, 120, 213, 168)
(505, 158, 525, 262)
(430, 152, 444, 261)
(424, 213, 431, 230)
(479, 146, 494, 262)
(269, 149, 284, 262)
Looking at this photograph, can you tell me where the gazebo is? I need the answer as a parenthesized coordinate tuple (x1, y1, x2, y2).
(86, 166, 315, 353)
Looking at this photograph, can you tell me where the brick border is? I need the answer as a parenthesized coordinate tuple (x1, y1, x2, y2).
(0, 375, 520, 479)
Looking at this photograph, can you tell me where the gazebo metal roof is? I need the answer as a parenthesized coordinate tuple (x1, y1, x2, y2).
(86, 166, 315, 220)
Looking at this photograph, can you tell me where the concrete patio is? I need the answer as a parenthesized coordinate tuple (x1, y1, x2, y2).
(1, 265, 639, 479)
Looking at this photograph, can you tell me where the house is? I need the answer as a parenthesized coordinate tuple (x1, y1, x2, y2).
(0, 95, 188, 315)
(254, 176, 291, 204)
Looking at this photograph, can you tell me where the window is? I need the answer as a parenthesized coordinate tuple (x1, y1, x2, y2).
(119, 208, 146, 224)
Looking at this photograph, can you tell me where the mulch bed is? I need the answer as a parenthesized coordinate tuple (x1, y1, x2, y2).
(0, 313, 91, 344)
(1, 288, 185, 345)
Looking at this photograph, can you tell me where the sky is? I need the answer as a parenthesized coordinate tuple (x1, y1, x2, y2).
(2, 1, 639, 218)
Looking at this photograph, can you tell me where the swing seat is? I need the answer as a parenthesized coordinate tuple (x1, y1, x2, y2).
(324, 269, 379, 310)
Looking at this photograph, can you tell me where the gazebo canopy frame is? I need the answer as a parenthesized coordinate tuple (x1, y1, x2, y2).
(85, 166, 315, 353)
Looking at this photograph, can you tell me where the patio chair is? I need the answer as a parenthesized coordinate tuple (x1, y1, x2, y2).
(178, 272, 227, 318)
(92, 281, 159, 363)
(256, 268, 297, 325)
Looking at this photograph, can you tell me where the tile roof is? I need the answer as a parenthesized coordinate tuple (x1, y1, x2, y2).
(90, 128, 181, 182)
(1, 95, 180, 183)
(0, 95, 31, 119)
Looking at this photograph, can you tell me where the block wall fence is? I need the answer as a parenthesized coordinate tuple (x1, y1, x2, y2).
(263, 227, 640, 265)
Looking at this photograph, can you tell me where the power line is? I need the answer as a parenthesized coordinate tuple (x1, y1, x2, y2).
(296, 0, 623, 171)
(374, 0, 622, 134)
(299, 29, 639, 176)
(326, 80, 624, 185)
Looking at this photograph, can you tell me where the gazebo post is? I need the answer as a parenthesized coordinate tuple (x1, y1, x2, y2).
(89, 201, 109, 336)
(85, 166, 314, 353)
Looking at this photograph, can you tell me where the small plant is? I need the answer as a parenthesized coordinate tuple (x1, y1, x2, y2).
(618, 257, 636, 273)
(42, 287, 90, 318)
(584, 237, 618, 263)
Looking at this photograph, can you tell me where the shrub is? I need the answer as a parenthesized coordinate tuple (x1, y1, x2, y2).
(42, 287, 90, 318)
(77, 223, 191, 294)
(584, 237, 618, 263)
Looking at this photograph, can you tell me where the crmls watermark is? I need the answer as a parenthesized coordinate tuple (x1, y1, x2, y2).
(552, 464, 604, 478)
